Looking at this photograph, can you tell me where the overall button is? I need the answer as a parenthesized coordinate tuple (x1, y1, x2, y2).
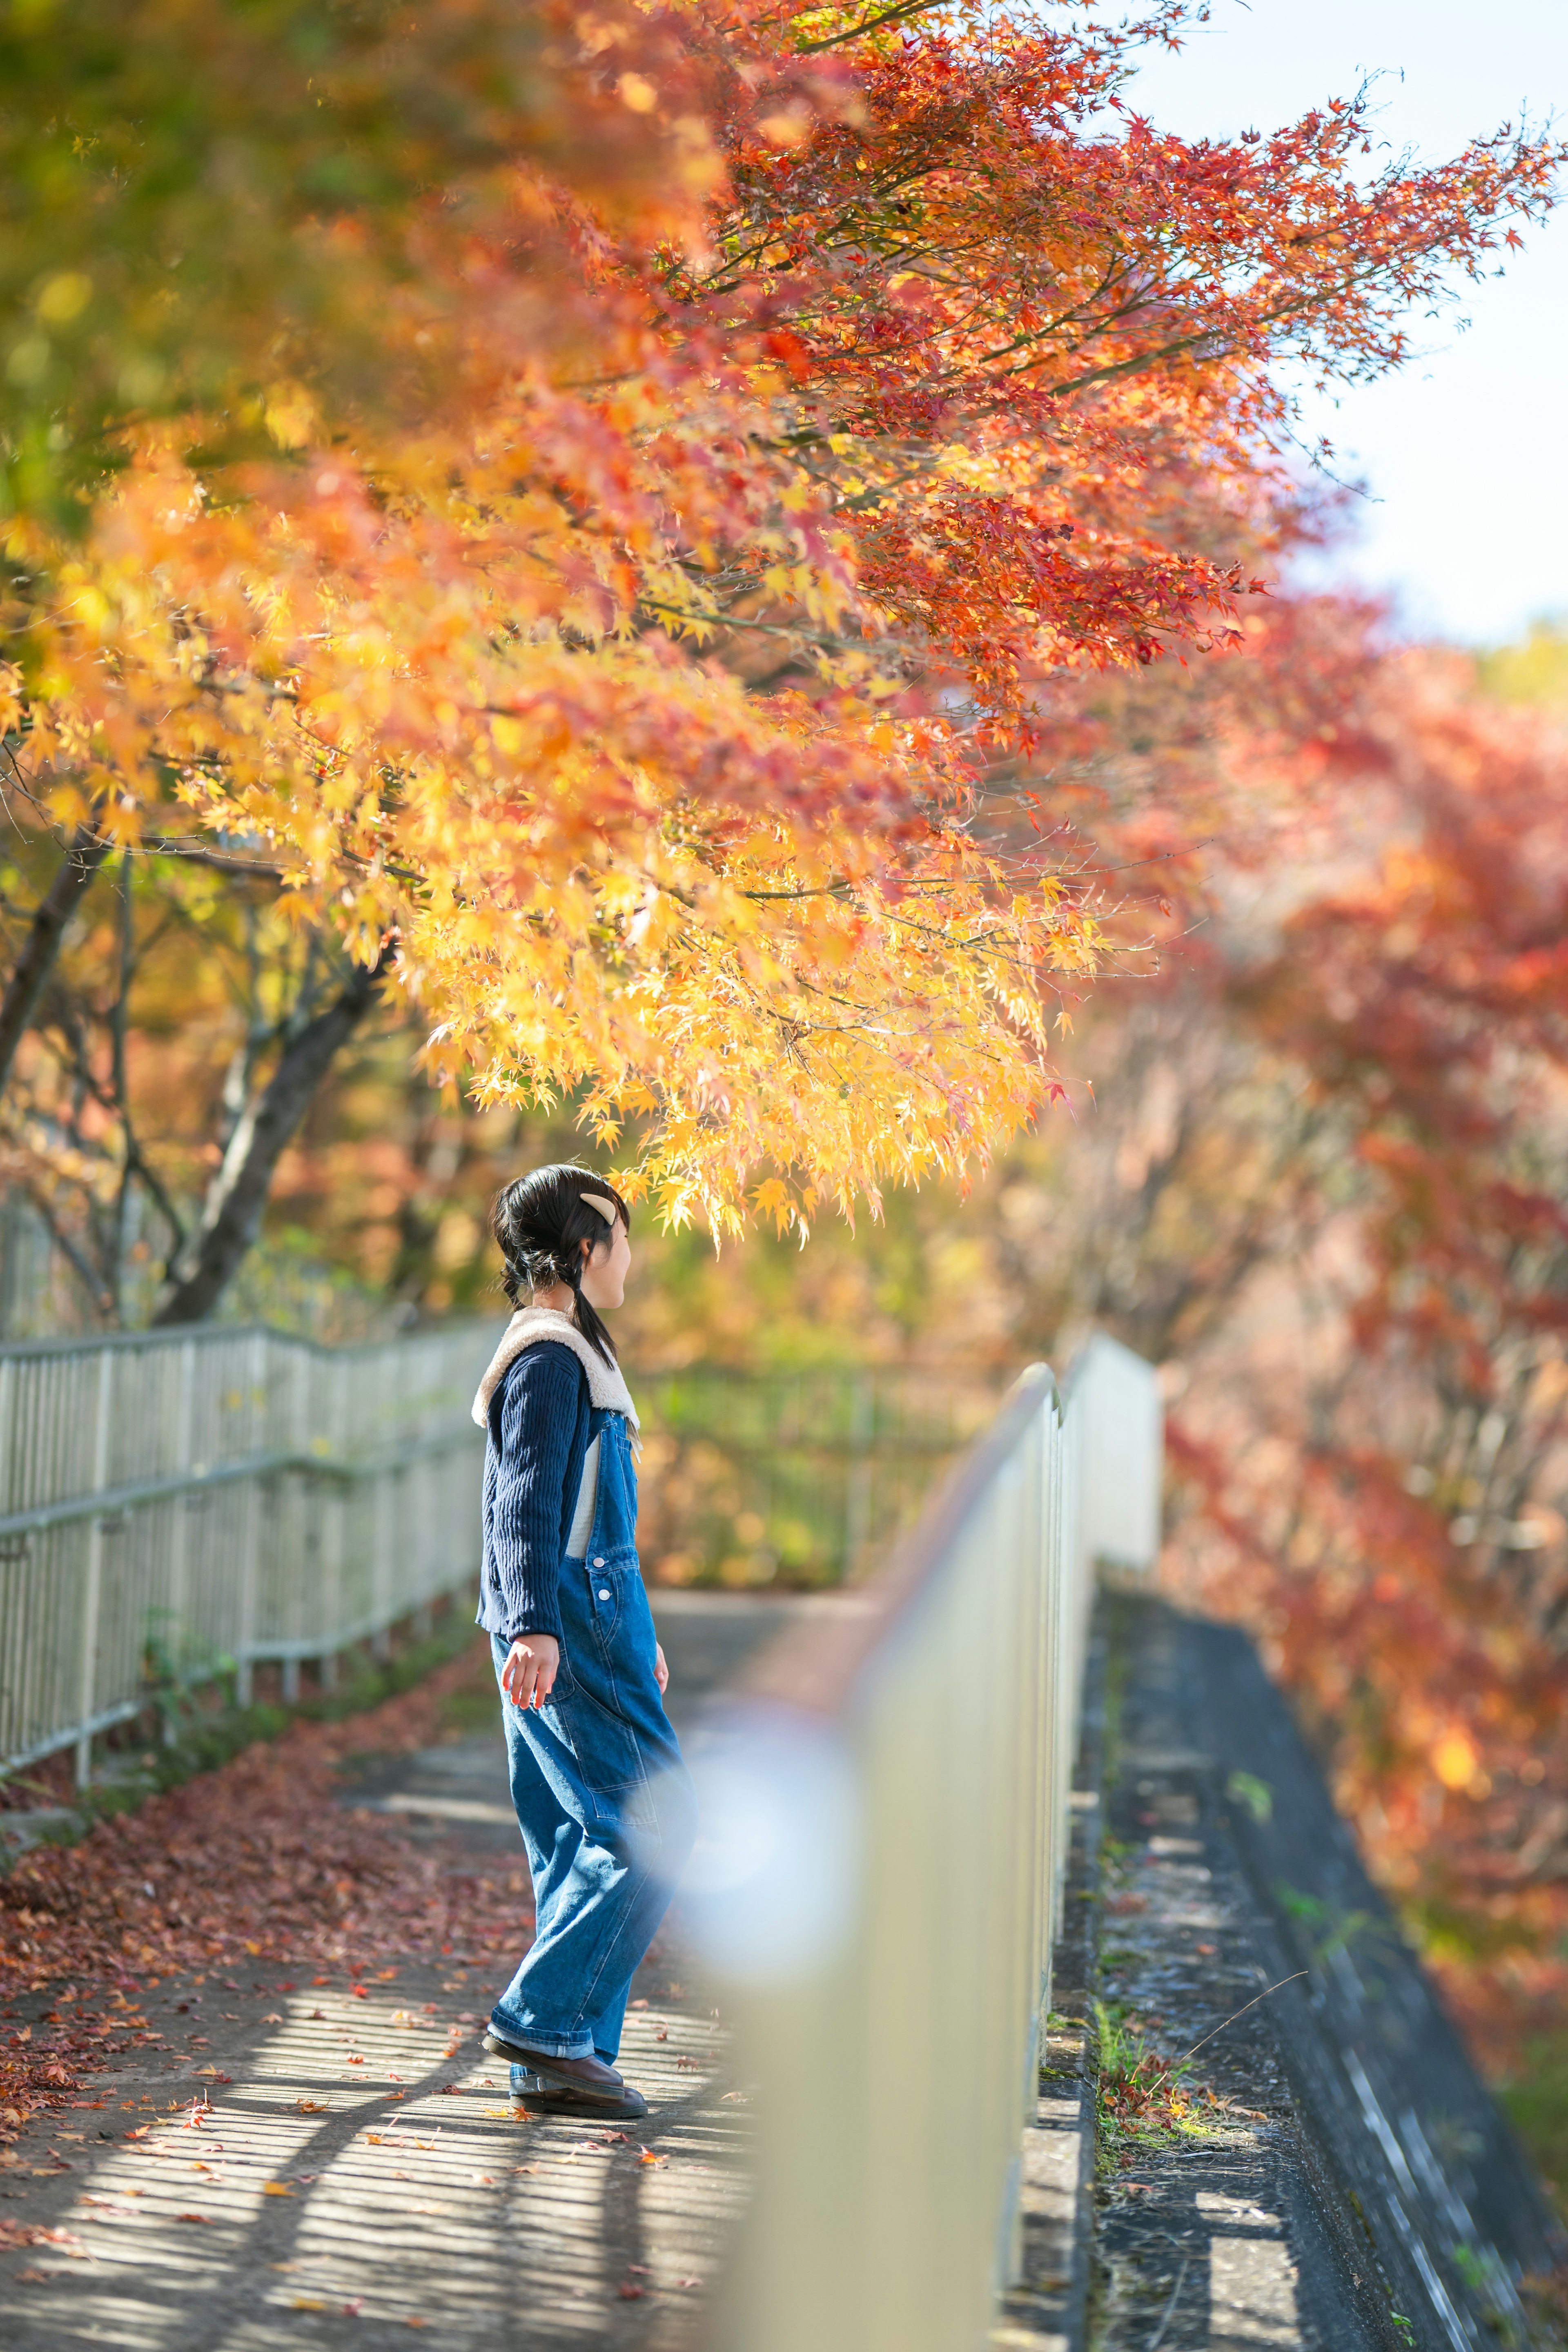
(598, 1588, 611, 1601)
(592, 1556, 605, 1567)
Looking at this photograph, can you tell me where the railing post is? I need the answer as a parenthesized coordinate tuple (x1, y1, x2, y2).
(162, 1336, 196, 1737)
(75, 1346, 114, 1789)
(233, 1331, 266, 1707)
(371, 1459, 392, 1661)
(0, 1352, 13, 1514)
(690, 1345, 1163, 2352)
(843, 1374, 873, 1574)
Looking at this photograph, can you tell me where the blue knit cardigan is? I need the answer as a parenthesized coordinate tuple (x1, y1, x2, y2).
(476, 1341, 612, 1645)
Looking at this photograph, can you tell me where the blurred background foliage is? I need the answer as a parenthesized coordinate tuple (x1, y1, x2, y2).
(0, 0, 694, 523)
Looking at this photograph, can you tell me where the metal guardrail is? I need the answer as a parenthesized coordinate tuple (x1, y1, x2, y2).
(690, 1333, 1163, 2352)
(0, 1317, 503, 1782)
(0, 1319, 1017, 1791)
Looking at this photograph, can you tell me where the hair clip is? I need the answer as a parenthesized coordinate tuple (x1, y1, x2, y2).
(578, 1190, 619, 1224)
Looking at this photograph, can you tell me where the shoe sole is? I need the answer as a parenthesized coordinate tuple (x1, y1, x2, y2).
(512, 2086, 650, 2120)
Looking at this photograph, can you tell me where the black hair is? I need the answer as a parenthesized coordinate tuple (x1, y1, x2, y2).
(490, 1163, 630, 1364)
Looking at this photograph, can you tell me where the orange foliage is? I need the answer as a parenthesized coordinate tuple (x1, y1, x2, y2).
(2, 1, 1560, 1230)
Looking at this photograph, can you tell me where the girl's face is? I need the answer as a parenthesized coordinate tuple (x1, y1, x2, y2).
(579, 1214, 631, 1312)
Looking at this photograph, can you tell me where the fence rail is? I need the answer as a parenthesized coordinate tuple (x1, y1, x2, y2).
(0, 1319, 1008, 1788)
(693, 1332, 1163, 2352)
(636, 1364, 999, 1588)
(0, 1318, 503, 1782)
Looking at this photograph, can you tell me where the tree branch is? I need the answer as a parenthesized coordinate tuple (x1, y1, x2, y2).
(0, 819, 113, 1094)
(152, 942, 397, 1325)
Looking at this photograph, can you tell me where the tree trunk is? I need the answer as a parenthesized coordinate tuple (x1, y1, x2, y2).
(152, 945, 396, 1326)
(0, 821, 113, 1094)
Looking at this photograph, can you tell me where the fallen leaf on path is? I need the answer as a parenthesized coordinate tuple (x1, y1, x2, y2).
(619, 2284, 645, 2300)
(0, 2222, 87, 2255)
(175, 2212, 212, 2224)
(637, 2149, 668, 2167)
(263, 2183, 295, 2197)
(0, 1647, 521, 2133)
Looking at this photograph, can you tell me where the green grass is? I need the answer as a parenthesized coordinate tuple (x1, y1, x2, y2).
(1092, 1999, 1225, 2169)
(1496, 2034, 1568, 2221)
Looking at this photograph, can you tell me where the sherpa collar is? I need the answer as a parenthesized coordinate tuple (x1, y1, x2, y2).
(471, 1306, 639, 1429)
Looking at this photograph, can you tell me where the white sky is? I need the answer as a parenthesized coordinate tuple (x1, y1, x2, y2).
(1120, 0, 1568, 646)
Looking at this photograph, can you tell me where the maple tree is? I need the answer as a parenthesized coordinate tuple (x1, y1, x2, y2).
(1, 0, 1560, 1272)
(592, 606, 1568, 2192)
(1163, 647, 1568, 2082)
(1048, 630, 1568, 2165)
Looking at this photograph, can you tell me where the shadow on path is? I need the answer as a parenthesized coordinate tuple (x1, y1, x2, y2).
(0, 1593, 827, 2350)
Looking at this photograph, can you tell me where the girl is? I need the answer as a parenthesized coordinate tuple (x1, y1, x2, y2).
(472, 1164, 696, 2121)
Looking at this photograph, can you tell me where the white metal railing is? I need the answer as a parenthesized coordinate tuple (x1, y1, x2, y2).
(0, 1318, 503, 1783)
(688, 1334, 1163, 2352)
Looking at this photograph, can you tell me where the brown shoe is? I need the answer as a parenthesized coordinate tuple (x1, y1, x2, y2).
(483, 2032, 648, 2118)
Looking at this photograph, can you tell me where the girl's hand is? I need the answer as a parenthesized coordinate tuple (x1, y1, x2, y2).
(654, 1642, 669, 1695)
(502, 1634, 560, 1711)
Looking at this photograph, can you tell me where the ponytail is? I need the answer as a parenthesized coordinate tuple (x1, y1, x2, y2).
(490, 1163, 629, 1364)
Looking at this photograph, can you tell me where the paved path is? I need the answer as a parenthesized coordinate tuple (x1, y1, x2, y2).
(0, 1593, 818, 2351)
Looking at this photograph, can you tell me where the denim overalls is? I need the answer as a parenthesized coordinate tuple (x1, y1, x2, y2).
(488, 1403, 696, 2069)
